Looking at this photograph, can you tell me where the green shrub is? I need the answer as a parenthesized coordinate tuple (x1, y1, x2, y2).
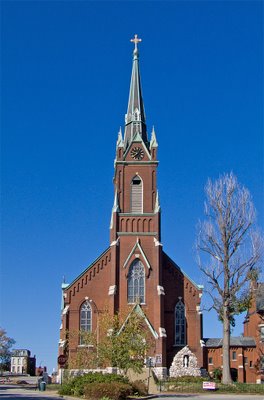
(131, 380, 148, 396)
(84, 382, 133, 400)
(58, 382, 74, 395)
(212, 367, 222, 381)
(217, 383, 264, 394)
(167, 376, 207, 383)
(58, 372, 129, 397)
(162, 380, 264, 394)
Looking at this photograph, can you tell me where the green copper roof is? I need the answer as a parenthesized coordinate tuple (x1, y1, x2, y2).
(118, 303, 159, 339)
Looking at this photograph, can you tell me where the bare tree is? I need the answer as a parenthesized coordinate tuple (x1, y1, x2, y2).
(196, 172, 262, 384)
(0, 328, 15, 371)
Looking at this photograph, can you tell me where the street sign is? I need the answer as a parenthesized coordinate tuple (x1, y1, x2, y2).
(155, 354, 162, 364)
(57, 354, 67, 366)
(146, 357, 155, 367)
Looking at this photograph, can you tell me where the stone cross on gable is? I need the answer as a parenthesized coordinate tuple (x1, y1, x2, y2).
(130, 34, 142, 50)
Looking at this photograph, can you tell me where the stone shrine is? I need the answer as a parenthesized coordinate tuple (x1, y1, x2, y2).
(169, 346, 201, 377)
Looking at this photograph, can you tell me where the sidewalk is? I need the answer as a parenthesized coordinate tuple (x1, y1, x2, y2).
(0, 385, 158, 400)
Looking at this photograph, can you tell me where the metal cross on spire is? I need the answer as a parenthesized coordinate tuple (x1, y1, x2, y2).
(130, 34, 142, 51)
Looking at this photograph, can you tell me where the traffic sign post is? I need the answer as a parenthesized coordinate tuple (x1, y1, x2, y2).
(58, 354, 67, 367)
(58, 355, 68, 385)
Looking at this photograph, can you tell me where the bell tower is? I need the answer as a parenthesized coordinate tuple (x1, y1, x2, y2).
(109, 35, 166, 368)
(110, 35, 160, 237)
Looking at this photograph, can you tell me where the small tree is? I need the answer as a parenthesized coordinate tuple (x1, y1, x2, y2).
(66, 307, 153, 374)
(196, 172, 262, 384)
(97, 308, 153, 374)
(67, 330, 97, 369)
(0, 328, 15, 371)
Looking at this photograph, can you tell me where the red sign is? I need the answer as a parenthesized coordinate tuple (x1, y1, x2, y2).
(57, 355, 67, 366)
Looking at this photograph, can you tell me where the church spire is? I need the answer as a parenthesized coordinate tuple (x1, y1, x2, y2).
(124, 35, 148, 150)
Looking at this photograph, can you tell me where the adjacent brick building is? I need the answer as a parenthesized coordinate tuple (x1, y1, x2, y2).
(59, 36, 204, 376)
(204, 282, 264, 383)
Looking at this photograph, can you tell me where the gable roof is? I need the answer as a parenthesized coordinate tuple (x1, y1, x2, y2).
(64, 247, 111, 290)
(118, 303, 159, 339)
(123, 238, 151, 271)
(163, 251, 203, 291)
(204, 337, 256, 348)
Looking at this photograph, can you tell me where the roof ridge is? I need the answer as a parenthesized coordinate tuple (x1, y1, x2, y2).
(163, 251, 203, 291)
(65, 247, 111, 290)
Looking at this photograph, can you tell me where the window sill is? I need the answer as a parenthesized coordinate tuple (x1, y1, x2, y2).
(173, 344, 186, 347)
(78, 344, 94, 348)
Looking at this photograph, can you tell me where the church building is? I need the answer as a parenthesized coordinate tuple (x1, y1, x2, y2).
(59, 36, 204, 377)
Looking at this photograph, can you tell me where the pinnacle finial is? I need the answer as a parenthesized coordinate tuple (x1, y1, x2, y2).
(112, 189, 120, 212)
(155, 191, 161, 212)
(116, 127, 123, 147)
(130, 34, 142, 54)
(150, 126, 158, 148)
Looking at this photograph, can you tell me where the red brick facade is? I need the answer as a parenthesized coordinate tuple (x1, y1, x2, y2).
(59, 40, 204, 374)
(204, 282, 264, 383)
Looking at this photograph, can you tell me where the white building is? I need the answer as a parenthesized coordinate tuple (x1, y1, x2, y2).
(10, 349, 36, 375)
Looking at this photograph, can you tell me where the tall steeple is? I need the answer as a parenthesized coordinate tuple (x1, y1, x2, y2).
(124, 35, 148, 150)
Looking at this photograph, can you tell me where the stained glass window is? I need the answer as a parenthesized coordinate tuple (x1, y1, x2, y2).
(128, 260, 145, 303)
(175, 299, 186, 345)
(80, 301, 92, 344)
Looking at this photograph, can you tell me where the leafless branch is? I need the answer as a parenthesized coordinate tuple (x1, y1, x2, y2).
(196, 172, 263, 383)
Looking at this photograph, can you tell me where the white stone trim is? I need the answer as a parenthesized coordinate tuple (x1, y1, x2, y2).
(159, 327, 167, 338)
(110, 238, 120, 247)
(108, 285, 117, 295)
(123, 239, 151, 270)
(59, 339, 66, 348)
(62, 305, 69, 315)
(157, 285, 165, 295)
(154, 238, 162, 247)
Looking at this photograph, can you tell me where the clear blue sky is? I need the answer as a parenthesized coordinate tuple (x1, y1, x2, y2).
(1, 1, 263, 373)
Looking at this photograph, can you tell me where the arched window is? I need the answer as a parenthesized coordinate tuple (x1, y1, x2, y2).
(175, 299, 186, 345)
(127, 260, 145, 303)
(131, 176, 143, 213)
(80, 300, 92, 345)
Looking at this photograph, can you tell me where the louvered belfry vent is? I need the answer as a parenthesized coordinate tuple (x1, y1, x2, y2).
(131, 176, 143, 213)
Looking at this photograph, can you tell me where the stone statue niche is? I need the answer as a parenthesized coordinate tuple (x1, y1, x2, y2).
(169, 346, 201, 378)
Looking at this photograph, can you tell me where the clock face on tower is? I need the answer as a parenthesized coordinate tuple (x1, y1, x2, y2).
(130, 147, 144, 160)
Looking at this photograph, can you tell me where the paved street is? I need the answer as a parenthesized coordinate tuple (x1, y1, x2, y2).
(0, 386, 264, 400)
(0, 386, 62, 400)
